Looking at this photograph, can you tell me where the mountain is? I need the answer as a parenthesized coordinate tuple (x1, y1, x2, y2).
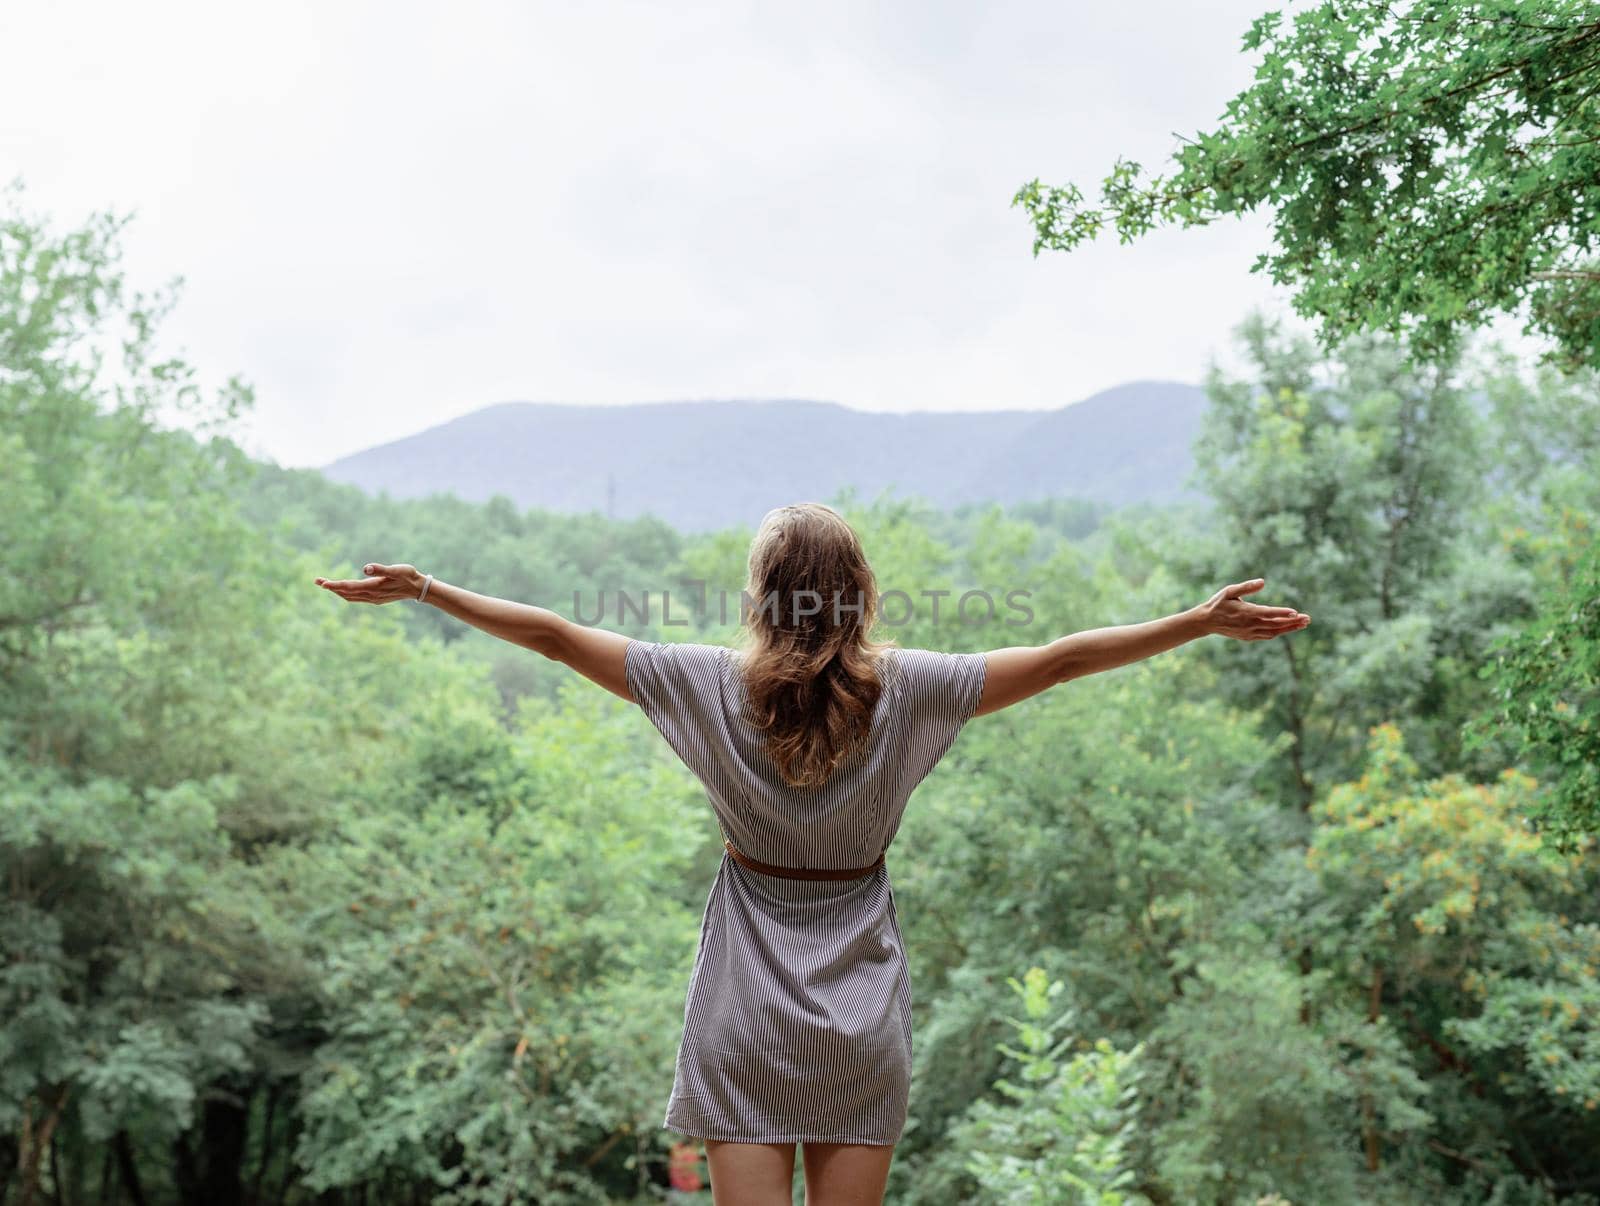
(316, 381, 1209, 531)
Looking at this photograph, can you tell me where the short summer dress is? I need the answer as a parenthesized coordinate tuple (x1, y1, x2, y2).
(624, 639, 988, 1146)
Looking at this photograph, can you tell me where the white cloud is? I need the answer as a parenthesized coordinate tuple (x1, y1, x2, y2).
(3, 0, 1299, 469)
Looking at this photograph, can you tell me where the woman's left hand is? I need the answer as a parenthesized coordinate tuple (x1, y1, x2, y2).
(315, 562, 425, 605)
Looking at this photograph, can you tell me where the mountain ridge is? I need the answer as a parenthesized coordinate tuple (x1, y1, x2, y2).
(318, 381, 1208, 531)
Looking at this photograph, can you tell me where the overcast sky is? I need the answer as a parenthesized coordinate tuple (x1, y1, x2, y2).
(3, 0, 1312, 470)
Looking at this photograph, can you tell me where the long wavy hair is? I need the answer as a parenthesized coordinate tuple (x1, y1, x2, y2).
(737, 503, 890, 789)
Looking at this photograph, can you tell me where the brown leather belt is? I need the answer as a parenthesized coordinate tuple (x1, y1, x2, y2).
(723, 839, 884, 881)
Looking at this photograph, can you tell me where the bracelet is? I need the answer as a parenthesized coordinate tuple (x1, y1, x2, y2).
(417, 573, 434, 603)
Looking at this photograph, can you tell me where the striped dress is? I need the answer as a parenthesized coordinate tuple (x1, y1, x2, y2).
(624, 638, 988, 1146)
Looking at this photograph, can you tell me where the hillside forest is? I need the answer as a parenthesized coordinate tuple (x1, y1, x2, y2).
(4, 187, 1600, 1204)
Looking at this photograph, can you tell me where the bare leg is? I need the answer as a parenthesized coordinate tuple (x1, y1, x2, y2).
(802, 1142, 895, 1206)
(704, 1139, 797, 1206)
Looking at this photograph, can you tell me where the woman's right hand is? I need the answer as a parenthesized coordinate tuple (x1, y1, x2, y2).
(1198, 578, 1310, 641)
(315, 562, 425, 605)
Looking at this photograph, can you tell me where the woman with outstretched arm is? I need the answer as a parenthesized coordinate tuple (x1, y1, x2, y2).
(315, 502, 1308, 1206)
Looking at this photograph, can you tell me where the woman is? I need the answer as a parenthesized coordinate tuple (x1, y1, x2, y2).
(315, 501, 1309, 1206)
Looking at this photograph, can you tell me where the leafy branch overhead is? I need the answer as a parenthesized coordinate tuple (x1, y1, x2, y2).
(1015, 2, 1600, 370)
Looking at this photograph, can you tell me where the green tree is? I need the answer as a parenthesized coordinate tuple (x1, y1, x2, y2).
(1016, 2, 1600, 371)
(1173, 312, 1526, 806)
(0, 756, 268, 1206)
(951, 967, 1147, 1206)
(1471, 517, 1600, 843)
(1304, 723, 1600, 1192)
(282, 683, 705, 1204)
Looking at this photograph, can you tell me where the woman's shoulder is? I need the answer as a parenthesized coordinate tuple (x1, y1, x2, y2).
(628, 638, 733, 665)
(624, 639, 733, 693)
(626, 636, 731, 650)
(882, 644, 987, 702)
(884, 644, 979, 671)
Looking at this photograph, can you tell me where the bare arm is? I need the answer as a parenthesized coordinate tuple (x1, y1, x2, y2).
(972, 577, 1309, 717)
(314, 562, 634, 702)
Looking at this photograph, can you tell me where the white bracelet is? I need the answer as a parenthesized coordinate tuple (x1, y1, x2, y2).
(418, 573, 434, 603)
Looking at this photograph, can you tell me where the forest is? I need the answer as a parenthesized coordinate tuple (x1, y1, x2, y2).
(6, 1, 1600, 1199)
(3, 185, 1598, 1205)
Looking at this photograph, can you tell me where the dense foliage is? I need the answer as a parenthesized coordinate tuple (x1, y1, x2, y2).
(4, 180, 1599, 1204)
(1016, 1, 1600, 372)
